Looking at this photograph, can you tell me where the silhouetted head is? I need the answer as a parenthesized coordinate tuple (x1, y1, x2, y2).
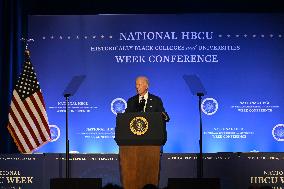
(142, 184, 158, 189)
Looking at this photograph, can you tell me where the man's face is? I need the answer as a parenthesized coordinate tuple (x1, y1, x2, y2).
(136, 78, 148, 96)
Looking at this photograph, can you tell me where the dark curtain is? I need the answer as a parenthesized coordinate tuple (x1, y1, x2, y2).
(0, 0, 26, 153)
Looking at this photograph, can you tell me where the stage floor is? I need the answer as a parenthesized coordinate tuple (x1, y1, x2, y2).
(0, 153, 283, 189)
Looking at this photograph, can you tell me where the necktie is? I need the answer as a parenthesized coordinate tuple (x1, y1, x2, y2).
(140, 97, 145, 112)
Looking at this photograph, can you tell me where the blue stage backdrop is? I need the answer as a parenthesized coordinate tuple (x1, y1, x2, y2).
(27, 14, 284, 153)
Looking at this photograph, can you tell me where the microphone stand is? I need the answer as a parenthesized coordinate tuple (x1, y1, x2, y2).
(197, 92, 204, 178)
(64, 93, 70, 178)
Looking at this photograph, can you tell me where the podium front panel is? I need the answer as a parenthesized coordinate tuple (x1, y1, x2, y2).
(115, 112, 167, 145)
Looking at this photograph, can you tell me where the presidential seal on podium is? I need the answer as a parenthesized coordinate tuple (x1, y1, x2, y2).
(130, 117, 148, 135)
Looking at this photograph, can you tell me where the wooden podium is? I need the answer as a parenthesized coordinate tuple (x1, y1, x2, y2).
(115, 112, 167, 189)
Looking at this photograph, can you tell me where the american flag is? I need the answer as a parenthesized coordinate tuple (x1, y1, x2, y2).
(7, 50, 51, 153)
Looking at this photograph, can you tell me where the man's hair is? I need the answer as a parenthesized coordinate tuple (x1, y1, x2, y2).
(136, 76, 149, 86)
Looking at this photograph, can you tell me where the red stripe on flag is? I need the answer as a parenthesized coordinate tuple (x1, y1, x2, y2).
(13, 96, 41, 147)
(36, 91, 51, 136)
(7, 123, 25, 153)
(23, 99, 46, 143)
(38, 90, 47, 111)
(31, 92, 51, 139)
(9, 107, 33, 152)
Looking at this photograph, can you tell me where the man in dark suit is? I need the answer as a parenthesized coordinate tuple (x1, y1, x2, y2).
(125, 76, 169, 122)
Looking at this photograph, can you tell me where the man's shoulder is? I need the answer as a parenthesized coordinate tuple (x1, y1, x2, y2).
(148, 93, 162, 101)
(127, 94, 139, 102)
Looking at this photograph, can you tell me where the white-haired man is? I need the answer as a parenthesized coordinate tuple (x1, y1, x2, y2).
(125, 76, 169, 122)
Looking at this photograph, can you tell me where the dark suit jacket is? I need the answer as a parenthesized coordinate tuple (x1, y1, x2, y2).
(125, 93, 170, 122)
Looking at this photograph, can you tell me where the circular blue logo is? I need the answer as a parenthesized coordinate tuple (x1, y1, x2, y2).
(201, 97, 218, 116)
(111, 98, 127, 115)
(272, 124, 284, 142)
(49, 125, 60, 142)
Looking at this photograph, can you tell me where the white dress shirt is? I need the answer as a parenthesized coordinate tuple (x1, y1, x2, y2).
(139, 92, 148, 112)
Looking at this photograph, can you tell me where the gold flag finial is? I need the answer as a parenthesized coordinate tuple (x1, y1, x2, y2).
(21, 38, 34, 61)
(24, 49, 30, 59)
